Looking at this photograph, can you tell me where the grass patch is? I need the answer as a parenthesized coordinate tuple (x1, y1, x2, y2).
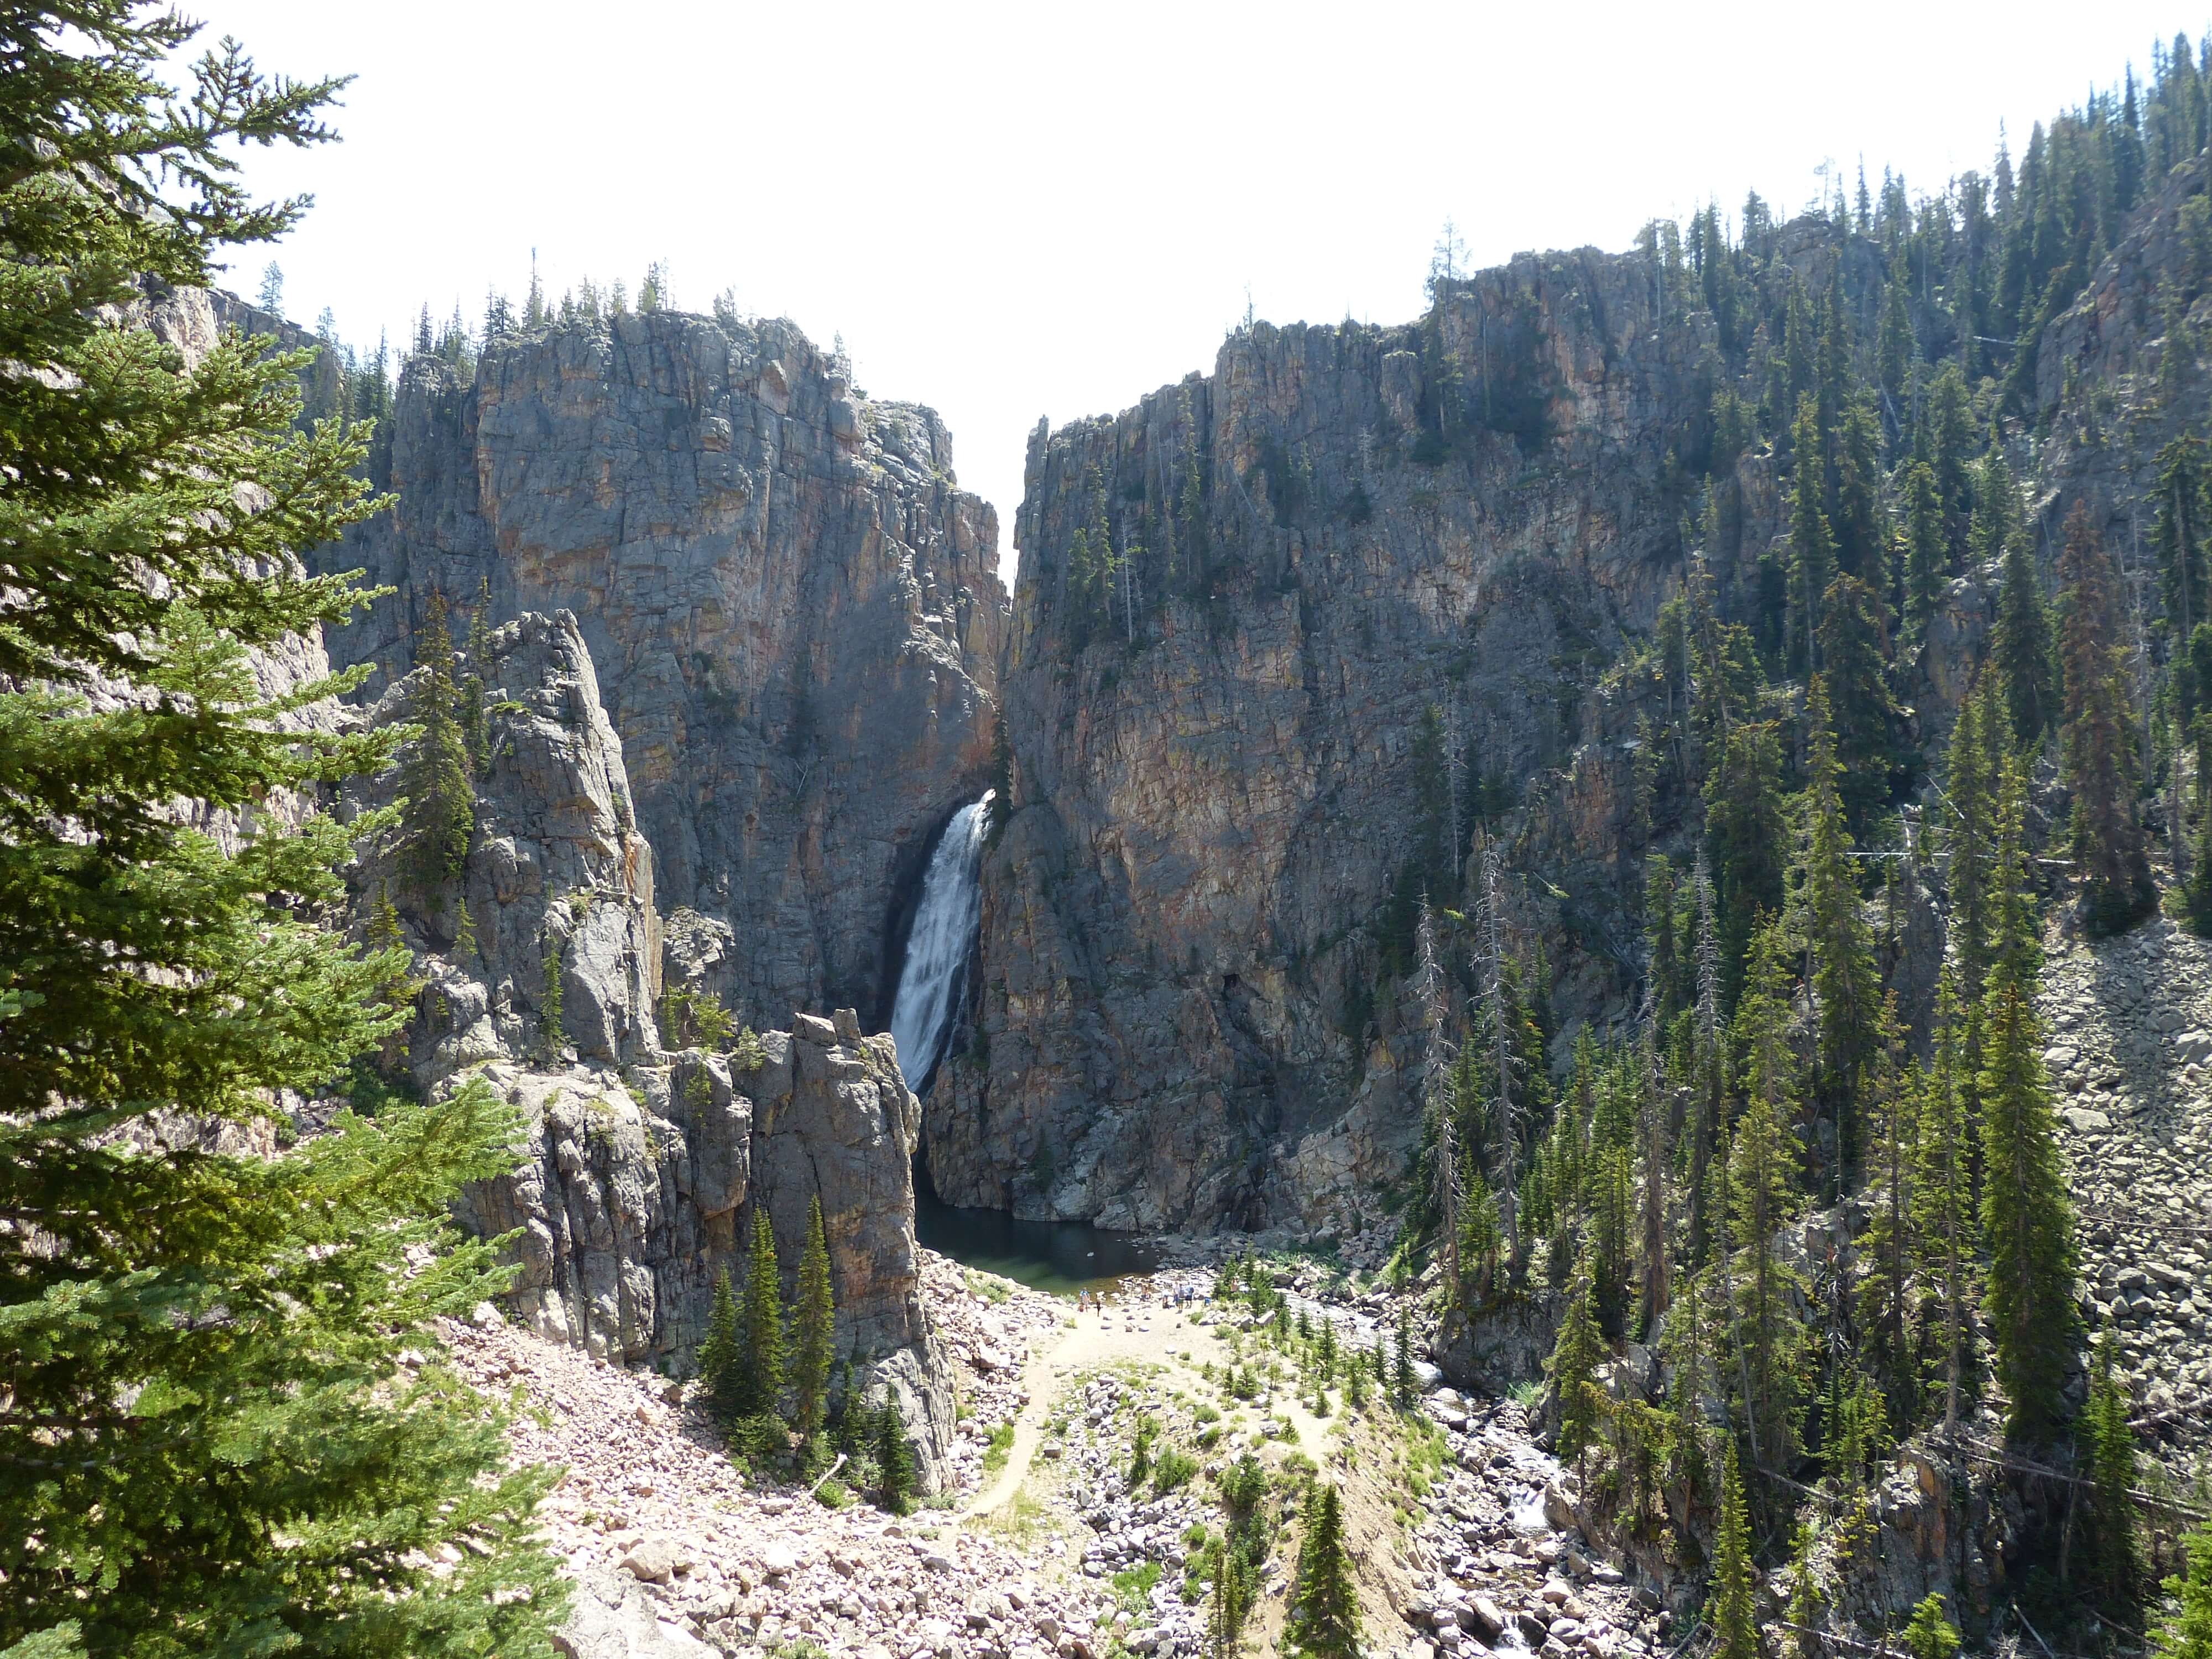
(1111, 1561, 1162, 1615)
(973, 1485, 1049, 1549)
(964, 1269, 1011, 1306)
(982, 1421, 1017, 1480)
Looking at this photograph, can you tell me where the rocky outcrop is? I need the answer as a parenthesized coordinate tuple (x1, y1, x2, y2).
(2036, 146, 2212, 539)
(345, 608, 662, 1078)
(1433, 1293, 1564, 1398)
(311, 309, 1008, 1035)
(2031, 138, 2212, 797)
(454, 1013, 954, 1490)
(337, 604, 954, 1483)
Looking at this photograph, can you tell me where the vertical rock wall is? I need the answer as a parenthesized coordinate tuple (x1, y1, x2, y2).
(315, 311, 1008, 1032)
(934, 253, 1723, 1230)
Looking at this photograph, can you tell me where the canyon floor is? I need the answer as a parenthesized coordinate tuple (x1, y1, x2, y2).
(450, 1249, 1651, 1659)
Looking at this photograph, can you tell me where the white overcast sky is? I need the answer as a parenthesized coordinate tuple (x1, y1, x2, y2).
(186, 0, 2195, 583)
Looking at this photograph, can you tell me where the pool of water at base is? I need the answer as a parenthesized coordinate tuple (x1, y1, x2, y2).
(913, 1176, 1164, 1297)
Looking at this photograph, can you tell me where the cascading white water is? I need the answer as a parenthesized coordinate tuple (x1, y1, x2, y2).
(889, 792, 993, 1093)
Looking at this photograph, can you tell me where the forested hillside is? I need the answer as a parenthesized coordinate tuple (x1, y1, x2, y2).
(946, 28, 2212, 1657)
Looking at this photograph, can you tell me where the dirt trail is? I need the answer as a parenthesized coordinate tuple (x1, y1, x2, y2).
(966, 1289, 1224, 1515)
(963, 1284, 1340, 1518)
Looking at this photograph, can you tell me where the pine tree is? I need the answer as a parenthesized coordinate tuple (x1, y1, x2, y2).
(540, 931, 566, 1059)
(2082, 1331, 2142, 1615)
(874, 1399, 915, 1514)
(792, 1196, 836, 1444)
(1924, 364, 1978, 541)
(1854, 1000, 1915, 1423)
(0, 11, 560, 1651)
(2157, 438, 2209, 684)
(1710, 1440, 1760, 1659)
(1787, 396, 1837, 676)
(369, 879, 404, 949)
(2058, 503, 2155, 933)
(1968, 447, 2020, 570)
(1986, 753, 2043, 1007)
(2189, 784, 2212, 935)
(1550, 1270, 1606, 1467)
(460, 577, 493, 776)
(1287, 1483, 1361, 1659)
(1832, 398, 1887, 591)
(452, 895, 477, 961)
(1459, 1151, 1504, 1305)
(1417, 899, 1461, 1294)
(1901, 460, 1949, 639)
(1815, 577, 1900, 823)
(1731, 917, 1811, 1476)
(1797, 679, 1884, 1181)
(1903, 1595, 1961, 1659)
(1993, 525, 2060, 749)
(1395, 1308, 1417, 1405)
(739, 1206, 787, 1420)
(1944, 677, 2009, 1001)
(1637, 1054, 1672, 1335)
(699, 1269, 742, 1427)
(1912, 974, 1979, 1430)
(1979, 969, 2079, 1442)
(1647, 855, 1686, 1020)
(397, 588, 475, 898)
(1704, 722, 1788, 1013)
(1590, 1145, 1634, 1334)
(1205, 1538, 1244, 1659)
(1877, 274, 1914, 403)
(1783, 1516, 1823, 1659)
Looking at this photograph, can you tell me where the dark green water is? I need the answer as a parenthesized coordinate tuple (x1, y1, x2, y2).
(913, 1177, 1163, 1296)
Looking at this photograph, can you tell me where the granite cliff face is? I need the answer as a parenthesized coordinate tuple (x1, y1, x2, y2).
(931, 251, 1729, 1230)
(315, 309, 1007, 1034)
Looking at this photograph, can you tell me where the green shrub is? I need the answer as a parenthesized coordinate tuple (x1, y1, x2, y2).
(727, 1411, 789, 1473)
(1152, 1448, 1199, 1494)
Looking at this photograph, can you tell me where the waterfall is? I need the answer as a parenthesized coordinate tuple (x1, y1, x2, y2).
(889, 792, 992, 1093)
